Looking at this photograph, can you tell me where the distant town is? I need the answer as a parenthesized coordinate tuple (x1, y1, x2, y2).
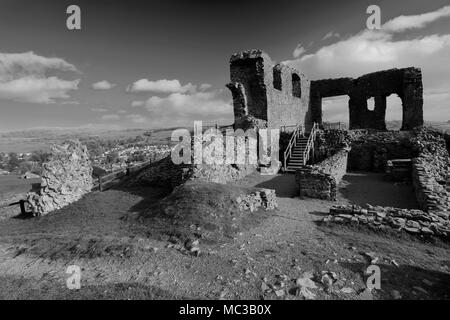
(0, 133, 172, 178)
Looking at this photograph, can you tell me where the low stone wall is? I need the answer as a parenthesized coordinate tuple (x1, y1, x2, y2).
(323, 204, 450, 240)
(295, 149, 349, 200)
(347, 131, 414, 172)
(410, 128, 450, 214)
(236, 188, 277, 212)
(314, 129, 352, 162)
(130, 155, 257, 190)
(27, 140, 93, 216)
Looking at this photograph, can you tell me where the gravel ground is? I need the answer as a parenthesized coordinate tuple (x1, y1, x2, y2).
(0, 172, 449, 300)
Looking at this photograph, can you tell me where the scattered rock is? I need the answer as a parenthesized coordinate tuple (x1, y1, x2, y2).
(391, 290, 402, 299)
(340, 287, 355, 294)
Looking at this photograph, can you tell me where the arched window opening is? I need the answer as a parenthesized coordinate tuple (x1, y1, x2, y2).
(292, 73, 301, 98)
(273, 67, 282, 91)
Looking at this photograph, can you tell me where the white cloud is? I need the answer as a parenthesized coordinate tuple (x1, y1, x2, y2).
(293, 44, 306, 58)
(199, 83, 212, 91)
(383, 5, 450, 32)
(126, 79, 196, 94)
(91, 80, 116, 90)
(133, 90, 233, 127)
(117, 109, 127, 114)
(285, 5, 450, 121)
(0, 51, 79, 104)
(91, 108, 108, 112)
(126, 114, 147, 123)
(101, 114, 120, 121)
(131, 100, 145, 107)
(61, 100, 80, 105)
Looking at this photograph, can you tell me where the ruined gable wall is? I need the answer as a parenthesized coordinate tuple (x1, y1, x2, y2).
(229, 51, 269, 122)
(228, 50, 311, 130)
(265, 64, 311, 129)
(310, 67, 423, 131)
(27, 140, 93, 216)
(348, 69, 406, 130)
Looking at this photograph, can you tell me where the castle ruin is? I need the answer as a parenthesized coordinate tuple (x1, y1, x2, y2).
(227, 49, 424, 131)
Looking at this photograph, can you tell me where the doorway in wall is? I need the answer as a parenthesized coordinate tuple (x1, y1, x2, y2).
(385, 94, 403, 130)
(321, 95, 349, 129)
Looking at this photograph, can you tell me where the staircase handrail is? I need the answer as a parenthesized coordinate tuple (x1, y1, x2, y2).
(302, 122, 319, 165)
(283, 124, 304, 170)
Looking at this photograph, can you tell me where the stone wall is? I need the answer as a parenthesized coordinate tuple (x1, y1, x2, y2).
(314, 129, 352, 162)
(228, 49, 311, 131)
(27, 140, 93, 216)
(323, 204, 450, 240)
(130, 148, 257, 190)
(295, 149, 349, 200)
(410, 128, 450, 214)
(347, 131, 415, 172)
(310, 68, 423, 131)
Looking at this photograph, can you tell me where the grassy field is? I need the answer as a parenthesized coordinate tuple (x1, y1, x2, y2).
(0, 175, 40, 201)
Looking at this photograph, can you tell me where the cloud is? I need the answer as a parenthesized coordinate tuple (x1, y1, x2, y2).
(383, 5, 450, 32)
(132, 90, 233, 127)
(293, 44, 306, 58)
(91, 80, 116, 90)
(199, 83, 212, 91)
(285, 5, 450, 121)
(131, 100, 145, 107)
(126, 114, 147, 123)
(126, 79, 196, 94)
(322, 32, 340, 40)
(91, 108, 108, 112)
(101, 114, 120, 121)
(0, 51, 79, 104)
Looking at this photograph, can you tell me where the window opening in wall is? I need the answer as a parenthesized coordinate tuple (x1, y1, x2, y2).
(292, 73, 301, 98)
(273, 67, 282, 91)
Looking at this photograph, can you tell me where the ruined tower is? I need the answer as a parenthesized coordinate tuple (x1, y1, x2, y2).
(227, 50, 311, 131)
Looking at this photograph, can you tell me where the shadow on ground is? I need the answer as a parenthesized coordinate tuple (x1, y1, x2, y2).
(0, 275, 188, 300)
(339, 261, 450, 299)
(255, 174, 298, 198)
(339, 172, 419, 209)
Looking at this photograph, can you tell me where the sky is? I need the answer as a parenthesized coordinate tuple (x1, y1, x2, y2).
(0, 0, 449, 131)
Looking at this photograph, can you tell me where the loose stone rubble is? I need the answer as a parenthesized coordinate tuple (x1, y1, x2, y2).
(236, 188, 277, 212)
(27, 140, 93, 216)
(323, 204, 450, 240)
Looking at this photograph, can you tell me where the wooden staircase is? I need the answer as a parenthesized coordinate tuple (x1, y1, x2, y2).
(283, 123, 319, 172)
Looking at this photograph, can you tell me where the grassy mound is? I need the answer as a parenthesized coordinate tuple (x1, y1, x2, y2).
(138, 181, 273, 244)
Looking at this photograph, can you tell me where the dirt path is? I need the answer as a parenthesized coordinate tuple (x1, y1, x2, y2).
(0, 172, 449, 299)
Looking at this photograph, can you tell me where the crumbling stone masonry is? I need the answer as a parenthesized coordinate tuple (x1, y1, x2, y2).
(410, 128, 450, 215)
(324, 204, 450, 240)
(227, 50, 423, 132)
(27, 140, 93, 216)
(295, 148, 350, 200)
(227, 50, 311, 131)
(310, 68, 423, 131)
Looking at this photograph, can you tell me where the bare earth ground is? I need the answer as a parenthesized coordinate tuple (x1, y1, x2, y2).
(0, 172, 449, 300)
(0, 175, 41, 220)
